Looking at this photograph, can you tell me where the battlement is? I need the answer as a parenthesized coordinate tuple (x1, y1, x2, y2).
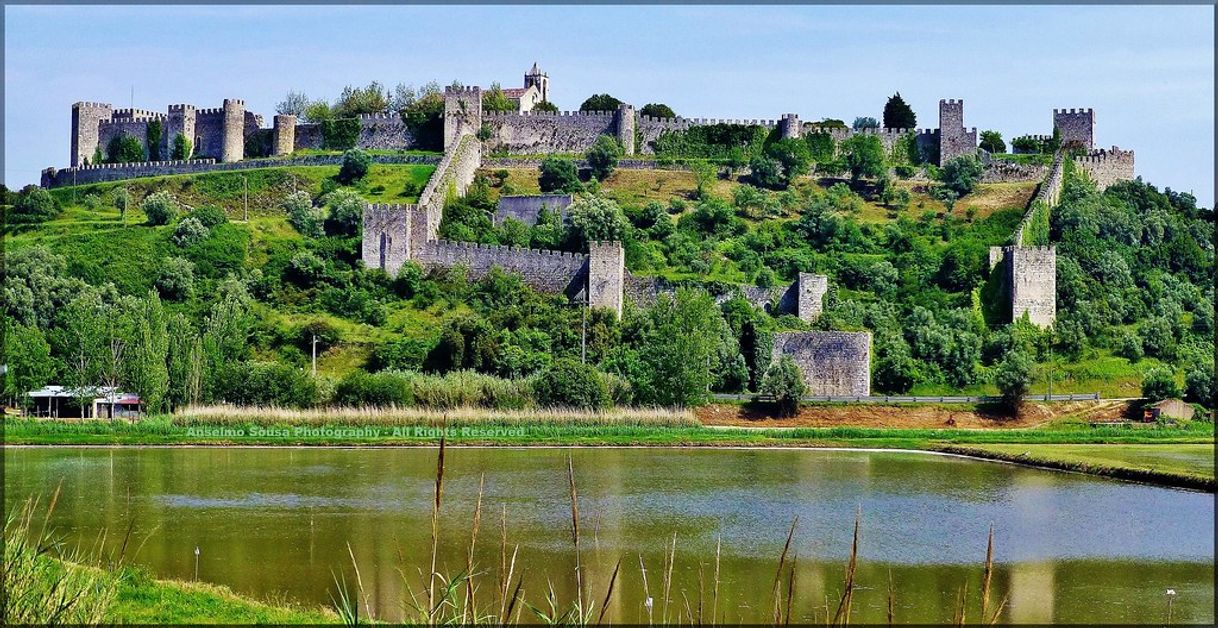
(196, 107, 226, 116)
(1017, 134, 1053, 141)
(109, 108, 165, 121)
(73, 101, 112, 110)
(1073, 145, 1134, 190)
(421, 240, 585, 261)
(940, 99, 963, 106)
(357, 112, 400, 121)
(223, 98, 245, 107)
(1076, 146, 1134, 163)
(445, 85, 482, 94)
(1053, 108, 1094, 115)
(168, 104, 196, 113)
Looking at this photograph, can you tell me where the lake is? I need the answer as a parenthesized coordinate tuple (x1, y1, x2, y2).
(4, 446, 1213, 623)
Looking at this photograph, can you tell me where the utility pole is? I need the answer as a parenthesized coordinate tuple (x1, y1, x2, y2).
(581, 292, 587, 365)
(311, 333, 318, 377)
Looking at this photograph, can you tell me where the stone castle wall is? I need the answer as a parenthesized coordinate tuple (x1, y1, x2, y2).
(415, 240, 589, 294)
(1074, 146, 1134, 190)
(1007, 246, 1057, 327)
(41, 153, 440, 189)
(772, 331, 872, 396)
(483, 110, 618, 154)
(494, 194, 573, 226)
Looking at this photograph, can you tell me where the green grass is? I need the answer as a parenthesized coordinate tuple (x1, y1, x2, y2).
(940, 443, 1215, 491)
(110, 568, 337, 624)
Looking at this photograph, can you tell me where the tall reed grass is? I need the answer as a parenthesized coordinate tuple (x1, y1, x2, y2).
(174, 404, 697, 428)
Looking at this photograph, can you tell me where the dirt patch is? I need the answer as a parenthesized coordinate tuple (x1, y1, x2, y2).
(695, 400, 1132, 429)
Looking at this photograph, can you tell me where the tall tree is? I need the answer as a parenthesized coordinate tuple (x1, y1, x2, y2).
(4, 323, 57, 407)
(127, 291, 170, 413)
(579, 94, 623, 112)
(883, 92, 917, 129)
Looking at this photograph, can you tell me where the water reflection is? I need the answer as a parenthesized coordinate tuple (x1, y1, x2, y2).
(4, 446, 1212, 623)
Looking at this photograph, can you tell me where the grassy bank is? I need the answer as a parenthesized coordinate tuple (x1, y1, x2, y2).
(938, 443, 1215, 491)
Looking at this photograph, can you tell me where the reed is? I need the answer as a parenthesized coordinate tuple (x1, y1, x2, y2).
(174, 404, 696, 427)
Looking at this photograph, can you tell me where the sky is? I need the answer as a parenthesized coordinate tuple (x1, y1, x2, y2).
(4, 5, 1214, 206)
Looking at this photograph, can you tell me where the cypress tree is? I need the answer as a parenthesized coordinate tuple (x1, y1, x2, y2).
(883, 92, 917, 129)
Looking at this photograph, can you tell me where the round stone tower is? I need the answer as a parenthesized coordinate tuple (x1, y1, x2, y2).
(221, 98, 245, 163)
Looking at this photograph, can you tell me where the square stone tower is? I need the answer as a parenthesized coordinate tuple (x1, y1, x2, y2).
(444, 86, 483, 150)
(71, 101, 113, 166)
(937, 99, 976, 164)
(166, 104, 197, 159)
(587, 241, 625, 318)
(1053, 108, 1095, 149)
(797, 273, 829, 323)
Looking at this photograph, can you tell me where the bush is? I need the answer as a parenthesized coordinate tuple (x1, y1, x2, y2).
(219, 361, 318, 408)
(172, 217, 210, 247)
(334, 370, 414, 407)
(586, 135, 622, 181)
(106, 133, 144, 163)
(368, 337, 431, 372)
(323, 188, 364, 236)
(337, 148, 372, 184)
(284, 191, 325, 237)
(579, 94, 623, 112)
(140, 191, 177, 225)
(994, 348, 1035, 405)
(639, 103, 676, 119)
(156, 257, 195, 300)
(532, 359, 611, 410)
(939, 155, 984, 197)
(171, 133, 193, 160)
(1114, 331, 1144, 362)
(748, 155, 784, 190)
(81, 193, 101, 210)
(761, 356, 805, 417)
(191, 204, 229, 227)
(11, 185, 58, 223)
(409, 370, 533, 410)
(1141, 366, 1180, 402)
(539, 156, 582, 193)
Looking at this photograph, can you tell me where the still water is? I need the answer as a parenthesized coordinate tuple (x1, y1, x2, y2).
(4, 446, 1213, 623)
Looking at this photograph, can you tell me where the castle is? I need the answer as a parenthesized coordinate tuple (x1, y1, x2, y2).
(45, 68, 1140, 396)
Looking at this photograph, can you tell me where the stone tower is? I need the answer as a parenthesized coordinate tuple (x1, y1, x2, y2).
(937, 99, 976, 164)
(779, 114, 802, 140)
(524, 62, 549, 103)
(587, 241, 625, 317)
(273, 114, 296, 156)
(165, 104, 197, 159)
(221, 98, 245, 163)
(71, 101, 113, 166)
(796, 273, 829, 323)
(443, 86, 482, 150)
(1053, 108, 1095, 149)
(615, 103, 636, 155)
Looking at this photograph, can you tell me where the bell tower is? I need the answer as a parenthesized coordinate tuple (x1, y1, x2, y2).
(524, 62, 549, 103)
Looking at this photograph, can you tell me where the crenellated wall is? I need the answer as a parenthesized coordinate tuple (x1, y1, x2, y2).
(415, 240, 589, 294)
(938, 99, 977, 164)
(494, 194, 573, 226)
(483, 110, 618, 154)
(1053, 108, 1095, 149)
(772, 331, 872, 396)
(1074, 146, 1134, 190)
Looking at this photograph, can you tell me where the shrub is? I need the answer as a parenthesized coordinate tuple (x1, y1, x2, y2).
(81, 193, 101, 210)
(323, 188, 364, 236)
(368, 337, 432, 372)
(979, 130, 1006, 154)
(939, 155, 984, 196)
(532, 359, 610, 409)
(140, 191, 177, 225)
(539, 156, 582, 193)
(287, 251, 326, 287)
(1114, 331, 1144, 362)
(408, 370, 533, 409)
(334, 370, 414, 407)
(761, 356, 805, 417)
(111, 188, 129, 214)
(284, 191, 325, 237)
(639, 103, 676, 119)
(296, 319, 343, 354)
(1141, 366, 1180, 402)
(586, 135, 622, 181)
(218, 361, 318, 408)
(748, 155, 784, 190)
(579, 94, 623, 112)
(156, 257, 195, 300)
(994, 348, 1035, 406)
(172, 217, 210, 247)
(565, 195, 628, 247)
(11, 185, 58, 223)
(191, 204, 229, 227)
(146, 120, 163, 161)
(337, 148, 372, 184)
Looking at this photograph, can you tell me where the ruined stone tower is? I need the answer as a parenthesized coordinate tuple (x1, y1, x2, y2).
(1053, 108, 1095, 149)
(779, 113, 802, 140)
(588, 241, 626, 317)
(797, 273, 829, 323)
(990, 245, 1057, 327)
(937, 99, 976, 164)
(221, 98, 245, 163)
(615, 103, 636, 155)
(273, 114, 296, 156)
(71, 101, 113, 166)
(443, 86, 482, 150)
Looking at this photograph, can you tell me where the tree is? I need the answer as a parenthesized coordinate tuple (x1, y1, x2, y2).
(566, 195, 628, 247)
(639, 103, 676, 119)
(191, 204, 228, 228)
(994, 348, 1035, 406)
(126, 291, 170, 413)
(106, 133, 145, 163)
(840, 134, 887, 183)
(765, 138, 812, 185)
(323, 188, 364, 236)
(1141, 366, 1180, 402)
(337, 148, 371, 184)
(284, 191, 325, 237)
(482, 83, 516, 113)
(276, 90, 310, 117)
(852, 116, 879, 130)
(979, 130, 1006, 154)
(632, 289, 721, 407)
(156, 257, 195, 300)
(140, 191, 178, 225)
(532, 359, 611, 409)
(146, 120, 163, 161)
(304, 100, 334, 124)
(171, 133, 193, 160)
(11, 185, 58, 223)
(939, 155, 984, 197)
(4, 323, 57, 407)
(59, 292, 107, 413)
(333, 81, 388, 117)
(883, 92, 916, 129)
(166, 314, 203, 409)
(533, 100, 559, 113)
(1185, 362, 1214, 408)
(748, 155, 784, 190)
(585, 135, 622, 181)
(761, 356, 805, 417)
(538, 156, 582, 193)
(579, 94, 623, 112)
(200, 281, 254, 402)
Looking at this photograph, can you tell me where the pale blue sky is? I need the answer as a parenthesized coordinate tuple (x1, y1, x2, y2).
(5, 5, 1213, 206)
